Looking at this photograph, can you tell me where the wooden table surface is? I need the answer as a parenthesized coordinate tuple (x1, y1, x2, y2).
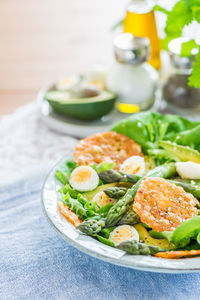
(0, 0, 126, 116)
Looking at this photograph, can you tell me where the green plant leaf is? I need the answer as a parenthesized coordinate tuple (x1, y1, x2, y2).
(65, 160, 77, 172)
(55, 170, 68, 185)
(192, 6, 200, 21)
(171, 216, 200, 247)
(95, 161, 115, 174)
(98, 227, 116, 239)
(112, 111, 199, 154)
(59, 184, 79, 198)
(165, 1, 193, 36)
(183, 0, 200, 8)
(180, 39, 198, 57)
(94, 234, 115, 247)
(62, 193, 87, 219)
(154, 4, 169, 15)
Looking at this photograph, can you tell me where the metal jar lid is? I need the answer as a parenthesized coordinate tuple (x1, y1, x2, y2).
(168, 37, 198, 70)
(114, 33, 150, 65)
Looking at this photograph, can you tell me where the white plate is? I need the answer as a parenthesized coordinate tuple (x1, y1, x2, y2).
(42, 154, 200, 273)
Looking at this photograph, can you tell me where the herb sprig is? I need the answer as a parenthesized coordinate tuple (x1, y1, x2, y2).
(155, 0, 200, 87)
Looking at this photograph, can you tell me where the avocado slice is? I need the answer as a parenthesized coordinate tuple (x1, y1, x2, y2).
(83, 183, 116, 202)
(45, 90, 116, 121)
(158, 141, 200, 163)
(134, 224, 175, 250)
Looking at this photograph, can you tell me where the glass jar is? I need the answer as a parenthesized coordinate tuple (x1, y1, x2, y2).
(106, 33, 158, 113)
(124, 0, 161, 70)
(162, 37, 200, 116)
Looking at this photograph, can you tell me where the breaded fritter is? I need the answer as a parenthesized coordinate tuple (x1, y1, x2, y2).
(73, 132, 142, 170)
(133, 177, 198, 232)
(155, 250, 200, 259)
(58, 201, 82, 227)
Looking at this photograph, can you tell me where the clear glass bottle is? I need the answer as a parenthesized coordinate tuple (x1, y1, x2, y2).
(106, 33, 158, 113)
(124, 0, 161, 70)
(162, 37, 200, 116)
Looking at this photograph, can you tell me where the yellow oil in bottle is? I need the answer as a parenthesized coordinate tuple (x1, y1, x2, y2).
(124, 0, 161, 70)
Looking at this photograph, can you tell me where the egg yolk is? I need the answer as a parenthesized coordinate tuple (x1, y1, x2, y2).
(122, 161, 141, 174)
(111, 227, 135, 245)
(73, 168, 92, 183)
(97, 192, 114, 207)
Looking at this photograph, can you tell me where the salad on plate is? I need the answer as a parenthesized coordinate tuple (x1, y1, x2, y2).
(55, 112, 200, 259)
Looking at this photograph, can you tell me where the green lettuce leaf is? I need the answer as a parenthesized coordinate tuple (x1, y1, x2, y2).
(171, 216, 200, 247)
(93, 234, 115, 247)
(112, 112, 199, 154)
(59, 184, 79, 198)
(150, 216, 200, 249)
(94, 161, 115, 174)
(61, 192, 97, 219)
(55, 159, 77, 185)
(65, 160, 77, 172)
(171, 124, 200, 150)
(98, 227, 116, 239)
(55, 170, 68, 185)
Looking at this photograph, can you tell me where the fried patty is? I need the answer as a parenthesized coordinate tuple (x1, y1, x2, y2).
(58, 201, 82, 227)
(133, 177, 198, 232)
(73, 132, 142, 170)
(155, 249, 200, 259)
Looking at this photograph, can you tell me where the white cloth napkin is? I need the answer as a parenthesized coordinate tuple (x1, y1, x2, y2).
(0, 102, 78, 187)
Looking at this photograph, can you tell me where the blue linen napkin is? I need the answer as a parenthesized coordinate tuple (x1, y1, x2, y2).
(1, 170, 200, 300)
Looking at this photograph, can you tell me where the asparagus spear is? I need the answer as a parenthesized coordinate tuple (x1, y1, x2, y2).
(117, 240, 164, 255)
(105, 180, 141, 227)
(104, 187, 127, 199)
(105, 163, 176, 227)
(77, 218, 105, 235)
(99, 163, 176, 184)
(146, 162, 176, 178)
(118, 210, 140, 225)
(99, 169, 140, 183)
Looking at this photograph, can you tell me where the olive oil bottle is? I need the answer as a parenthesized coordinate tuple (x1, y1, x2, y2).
(124, 0, 161, 70)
